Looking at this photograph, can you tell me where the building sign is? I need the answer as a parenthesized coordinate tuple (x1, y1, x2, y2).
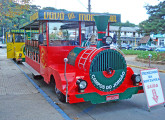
(140, 68, 165, 108)
(32, 10, 121, 23)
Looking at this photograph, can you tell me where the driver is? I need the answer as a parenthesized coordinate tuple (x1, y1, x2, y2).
(90, 34, 97, 45)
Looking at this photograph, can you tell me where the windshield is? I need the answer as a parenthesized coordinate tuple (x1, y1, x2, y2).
(48, 21, 80, 46)
(15, 34, 24, 42)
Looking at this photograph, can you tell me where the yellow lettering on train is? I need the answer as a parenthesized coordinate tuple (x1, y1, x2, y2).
(109, 15, 117, 22)
(68, 12, 75, 20)
(79, 14, 83, 21)
(44, 12, 48, 19)
(79, 14, 97, 21)
(91, 14, 95, 21)
(44, 12, 65, 20)
(30, 12, 38, 22)
(60, 12, 64, 20)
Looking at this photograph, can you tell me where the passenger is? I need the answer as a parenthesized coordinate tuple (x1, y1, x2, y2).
(15, 35, 22, 42)
(38, 33, 44, 45)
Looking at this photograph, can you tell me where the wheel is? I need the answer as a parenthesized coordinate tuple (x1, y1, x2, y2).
(13, 58, 16, 61)
(55, 84, 66, 103)
(16, 61, 21, 64)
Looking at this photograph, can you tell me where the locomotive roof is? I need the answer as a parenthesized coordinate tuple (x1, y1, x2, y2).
(20, 10, 121, 30)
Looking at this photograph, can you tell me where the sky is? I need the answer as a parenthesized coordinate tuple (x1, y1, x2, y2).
(31, 0, 161, 25)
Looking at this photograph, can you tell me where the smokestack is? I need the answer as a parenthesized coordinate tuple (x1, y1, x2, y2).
(94, 15, 109, 48)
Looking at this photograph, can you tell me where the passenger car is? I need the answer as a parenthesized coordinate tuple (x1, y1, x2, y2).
(155, 47, 165, 52)
(134, 46, 153, 51)
(121, 44, 132, 50)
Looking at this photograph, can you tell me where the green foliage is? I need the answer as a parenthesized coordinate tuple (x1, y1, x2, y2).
(42, 7, 57, 10)
(139, 1, 165, 34)
(111, 21, 137, 27)
(0, 0, 39, 35)
(122, 50, 165, 61)
(122, 50, 142, 55)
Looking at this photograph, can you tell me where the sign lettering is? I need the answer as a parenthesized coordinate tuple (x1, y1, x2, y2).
(109, 15, 117, 22)
(140, 69, 165, 108)
(68, 12, 75, 20)
(44, 12, 64, 20)
(30, 12, 38, 22)
(91, 71, 125, 91)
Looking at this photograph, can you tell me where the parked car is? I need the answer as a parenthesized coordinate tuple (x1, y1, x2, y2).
(134, 46, 153, 51)
(155, 47, 165, 52)
(149, 44, 157, 50)
(121, 44, 132, 50)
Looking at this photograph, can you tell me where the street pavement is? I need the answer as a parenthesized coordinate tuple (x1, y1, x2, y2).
(0, 48, 65, 120)
(125, 55, 165, 72)
(0, 42, 6, 48)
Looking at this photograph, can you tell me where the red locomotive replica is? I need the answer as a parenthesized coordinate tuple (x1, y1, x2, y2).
(21, 10, 143, 104)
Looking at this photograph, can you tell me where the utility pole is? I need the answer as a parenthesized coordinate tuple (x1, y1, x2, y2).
(88, 0, 92, 34)
(88, 0, 91, 13)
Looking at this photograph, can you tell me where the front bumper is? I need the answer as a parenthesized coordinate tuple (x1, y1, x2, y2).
(75, 86, 143, 104)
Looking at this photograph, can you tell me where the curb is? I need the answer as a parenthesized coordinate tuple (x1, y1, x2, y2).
(128, 64, 165, 73)
(12, 60, 72, 120)
(136, 58, 165, 65)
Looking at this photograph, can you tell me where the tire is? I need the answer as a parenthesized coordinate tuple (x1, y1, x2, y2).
(13, 58, 16, 61)
(55, 84, 66, 103)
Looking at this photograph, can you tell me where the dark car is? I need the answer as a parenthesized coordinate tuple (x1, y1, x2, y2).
(134, 46, 153, 51)
(121, 44, 132, 50)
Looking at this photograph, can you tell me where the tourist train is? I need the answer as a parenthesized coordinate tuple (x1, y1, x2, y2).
(20, 10, 143, 104)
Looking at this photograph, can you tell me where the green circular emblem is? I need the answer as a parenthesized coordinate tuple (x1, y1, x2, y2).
(90, 49, 127, 92)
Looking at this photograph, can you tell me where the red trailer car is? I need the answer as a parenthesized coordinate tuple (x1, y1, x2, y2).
(20, 10, 143, 104)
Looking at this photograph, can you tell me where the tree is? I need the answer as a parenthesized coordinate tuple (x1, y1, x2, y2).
(42, 7, 66, 11)
(139, 1, 165, 35)
(0, 0, 39, 37)
(111, 21, 136, 27)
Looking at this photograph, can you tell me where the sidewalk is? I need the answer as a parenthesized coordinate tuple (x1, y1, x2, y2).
(0, 49, 65, 120)
(125, 55, 165, 72)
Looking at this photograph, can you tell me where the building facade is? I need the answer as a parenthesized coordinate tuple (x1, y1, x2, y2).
(109, 26, 143, 46)
(150, 34, 165, 46)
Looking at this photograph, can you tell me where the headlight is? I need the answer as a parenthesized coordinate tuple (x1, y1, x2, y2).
(79, 81, 87, 89)
(131, 74, 141, 86)
(76, 79, 87, 92)
(106, 36, 113, 45)
(135, 75, 141, 83)
(102, 36, 113, 45)
(19, 53, 22, 57)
